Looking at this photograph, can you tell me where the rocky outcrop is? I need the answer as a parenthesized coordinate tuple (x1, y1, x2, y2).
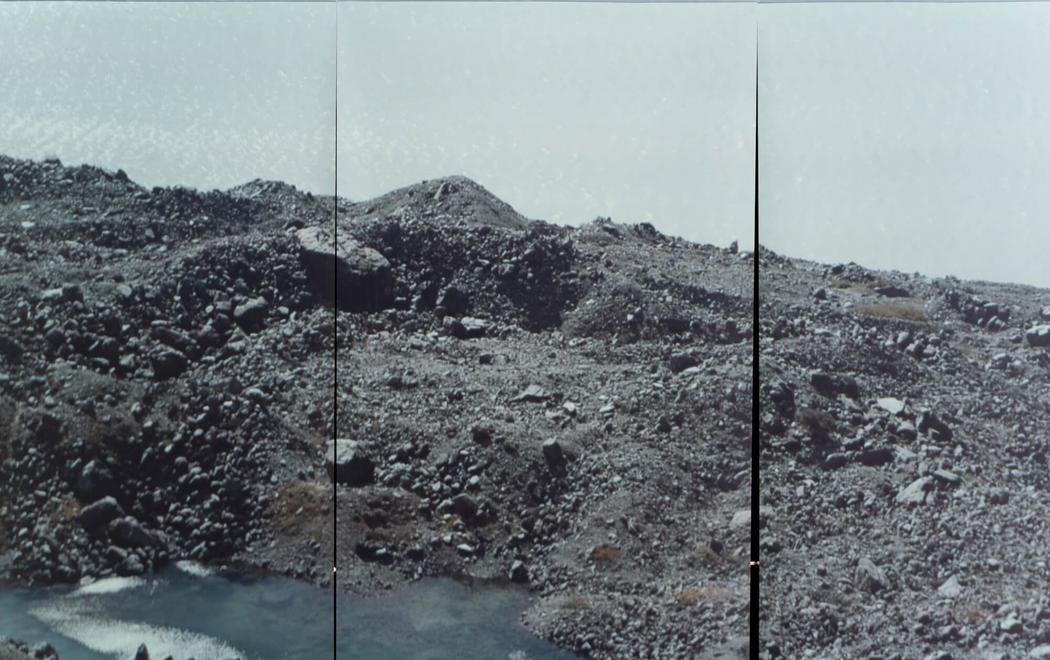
(296, 225, 394, 311)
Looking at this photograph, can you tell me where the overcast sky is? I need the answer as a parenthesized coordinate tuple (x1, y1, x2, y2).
(760, 2, 1050, 288)
(339, 1, 756, 249)
(0, 2, 335, 195)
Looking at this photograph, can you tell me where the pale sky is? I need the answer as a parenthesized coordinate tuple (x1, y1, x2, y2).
(760, 2, 1050, 288)
(339, 1, 756, 249)
(0, 2, 335, 195)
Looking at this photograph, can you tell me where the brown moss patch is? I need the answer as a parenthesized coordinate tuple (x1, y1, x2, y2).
(271, 481, 330, 535)
(852, 303, 927, 322)
(591, 544, 622, 569)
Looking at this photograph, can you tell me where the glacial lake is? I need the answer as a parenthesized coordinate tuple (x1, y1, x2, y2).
(0, 564, 574, 659)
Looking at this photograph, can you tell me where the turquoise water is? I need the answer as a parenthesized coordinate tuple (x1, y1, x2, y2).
(0, 565, 573, 659)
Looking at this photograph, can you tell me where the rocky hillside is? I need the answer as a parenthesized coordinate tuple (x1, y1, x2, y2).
(337, 178, 754, 659)
(760, 248, 1050, 658)
(0, 155, 752, 659)
(0, 154, 338, 589)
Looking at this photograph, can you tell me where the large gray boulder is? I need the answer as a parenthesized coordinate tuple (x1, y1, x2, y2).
(1026, 324, 1050, 347)
(108, 516, 155, 548)
(326, 439, 375, 486)
(78, 496, 125, 530)
(296, 226, 394, 311)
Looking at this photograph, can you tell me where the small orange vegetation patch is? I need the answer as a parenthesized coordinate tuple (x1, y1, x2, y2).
(676, 585, 729, 607)
(591, 544, 622, 569)
(272, 481, 330, 535)
(852, 303, 927, 322)
(560, 595, 592, 610)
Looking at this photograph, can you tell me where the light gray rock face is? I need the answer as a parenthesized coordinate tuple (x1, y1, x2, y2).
(896, 476, 934, 505)
(326, 439, 375, 486)
(296, 225, 394, 311)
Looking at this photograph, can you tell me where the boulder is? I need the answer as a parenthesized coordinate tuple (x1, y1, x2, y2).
(150, 348, 188, 380)
(108, 516, 155, 548)
(296, 226, 394, 311)
(667, 353, 700, 374)
(233, 297, 269, 327)
(78, 496, 125, 530)
(76, 460, 115, 501)
(326, 439, 375, 486)
(855, 557, 889, 593)
(809, 371, 860, 399)
(1026, 325, 1050, 347)
(896, 476, 934, 505)
(542, 438, 566, 468)
(509, 560, 529, 584)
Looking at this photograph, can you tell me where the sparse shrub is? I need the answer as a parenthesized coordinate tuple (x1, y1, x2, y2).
(852, 303, 927, 322)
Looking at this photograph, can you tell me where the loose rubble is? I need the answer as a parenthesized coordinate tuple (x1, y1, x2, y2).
(761, 247, 1050, 658)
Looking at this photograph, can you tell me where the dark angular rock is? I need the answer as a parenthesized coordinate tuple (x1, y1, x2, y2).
(542, 438, 566, 468)
(326, 439, 375, 486)
(233, 296, 269, 327)
(296, 225, 394, 311)
(667, 352, 700, 374)
(810, 371, 860, 398)
(150, 348, 188, 379)
(76, 460, 116, 501)
(108, 516, 155, 548)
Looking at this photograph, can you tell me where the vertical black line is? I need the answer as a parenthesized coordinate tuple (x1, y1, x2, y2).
(751, 20, 760, 654)
(332, 3, 339, 658)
